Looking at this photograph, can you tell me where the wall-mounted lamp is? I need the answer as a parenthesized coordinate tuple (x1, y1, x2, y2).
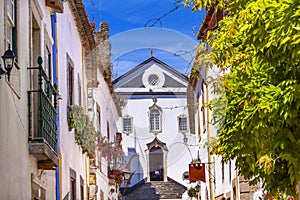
(0, 45, 16, 81)
(183, 134, 188, 144)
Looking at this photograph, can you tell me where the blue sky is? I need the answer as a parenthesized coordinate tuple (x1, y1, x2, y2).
(82, 0, 205, 78)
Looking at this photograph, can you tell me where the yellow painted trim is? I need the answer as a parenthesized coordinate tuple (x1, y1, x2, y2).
(59, 149, 62, 200)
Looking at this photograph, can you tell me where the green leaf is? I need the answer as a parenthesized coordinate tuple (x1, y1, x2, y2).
(192, 0, 300, 195)
(280, 36, 291, 46)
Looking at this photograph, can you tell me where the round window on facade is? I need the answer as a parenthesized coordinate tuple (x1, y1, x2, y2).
(148, 74, 159, 86)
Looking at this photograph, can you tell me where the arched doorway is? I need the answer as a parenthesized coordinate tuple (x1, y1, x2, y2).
(146, 137, 168, 182)
(149, 147, 163, 181)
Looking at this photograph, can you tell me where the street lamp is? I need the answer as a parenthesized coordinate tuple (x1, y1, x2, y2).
(0, 45, 16, 81)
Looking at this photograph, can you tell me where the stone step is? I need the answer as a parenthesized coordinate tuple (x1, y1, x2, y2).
(124, 178, 186, 200)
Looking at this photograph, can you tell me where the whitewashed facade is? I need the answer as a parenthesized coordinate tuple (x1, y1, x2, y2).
(113, 56, 202, 191)
(56, 1, 95, 199)
(88, 22, 122, 200)
(0, 0, 63, 199)
(88, 73, 121, 200)
(187, 64, 239, 200)
(0, 1, 122, 199)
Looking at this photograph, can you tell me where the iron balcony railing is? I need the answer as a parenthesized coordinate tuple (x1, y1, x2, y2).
(28, 56, 57, 151)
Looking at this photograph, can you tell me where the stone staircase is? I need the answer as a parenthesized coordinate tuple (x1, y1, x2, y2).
(123, 178, 187, 200)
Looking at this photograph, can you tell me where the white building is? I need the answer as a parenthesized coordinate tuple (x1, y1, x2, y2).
(0, 1, 123, 199)
(0, 0, 63, 199)
(187, 63, 238, 200)
(188, 5, 263, 198)
(56, 1, 95, 199)
(113, 56, 202, 199)
(88, 22, 122, 200)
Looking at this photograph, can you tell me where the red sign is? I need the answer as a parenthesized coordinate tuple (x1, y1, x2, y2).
(189, 163, 206, 183)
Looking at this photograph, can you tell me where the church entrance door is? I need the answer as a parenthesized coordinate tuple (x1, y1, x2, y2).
(149, 147, 164, 181)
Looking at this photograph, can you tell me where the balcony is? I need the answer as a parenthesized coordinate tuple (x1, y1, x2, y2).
(28, 57, 58, 170)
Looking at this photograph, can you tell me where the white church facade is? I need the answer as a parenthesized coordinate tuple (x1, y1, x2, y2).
(113, 56, 200, 193)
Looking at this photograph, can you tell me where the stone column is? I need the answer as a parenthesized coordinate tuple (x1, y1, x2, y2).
(163, 150, 167, 182)
(145, 149, 150, 182)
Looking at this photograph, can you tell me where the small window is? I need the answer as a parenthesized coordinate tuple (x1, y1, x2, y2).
(67, 55, 74, 106)
(178, 115, 188, 132)
(123, 115, 133, 134)
(149, 104, 162, 134)
(148, 74, 159, 85)
(150, 110, 160, 132)
(96, 105, 101, 132)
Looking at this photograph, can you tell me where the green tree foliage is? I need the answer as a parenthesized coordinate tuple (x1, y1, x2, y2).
(188, 0, 300, 196)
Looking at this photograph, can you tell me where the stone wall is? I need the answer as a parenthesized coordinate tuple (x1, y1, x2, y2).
(239, 176, 261, 200)
(96, 22, 110, 71)
(96, 22, 112, 84)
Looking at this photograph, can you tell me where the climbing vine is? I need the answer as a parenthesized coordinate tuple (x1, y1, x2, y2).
(187, 0, 300, 196)
(68, 105, 99, 156)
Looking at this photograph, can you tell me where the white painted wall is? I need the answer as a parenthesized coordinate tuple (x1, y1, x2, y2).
(121, 97, 190, 185)
(91, 66, 121, 200)
(115, 63, 203, 188)
(56, 2, 89, 199)
(0, 0, 58, 199)
(191, 66, 238, 200)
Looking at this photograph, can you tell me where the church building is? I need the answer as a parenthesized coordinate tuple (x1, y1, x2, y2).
(113, 55, 198, 199)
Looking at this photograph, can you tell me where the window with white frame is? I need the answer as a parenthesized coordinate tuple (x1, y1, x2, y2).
(150, 109, 161, 132)
(67, 55, 74, 106)
(123, 115, 133, 134)
(178, 115, 188, 132)
(96, 105, 101, 132)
